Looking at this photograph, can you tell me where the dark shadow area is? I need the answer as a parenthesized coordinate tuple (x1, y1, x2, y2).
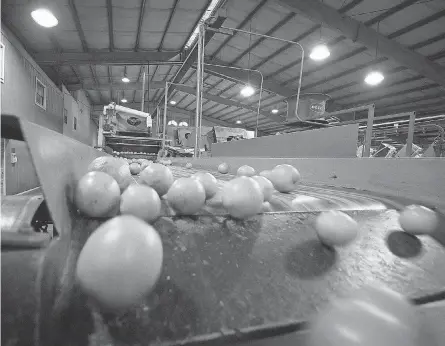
(104, 279, 200, 344)
(386, 230, 423, 258)
(285, 239, 337, 279)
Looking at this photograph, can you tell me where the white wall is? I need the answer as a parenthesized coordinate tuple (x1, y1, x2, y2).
(62, 86, 98, 146)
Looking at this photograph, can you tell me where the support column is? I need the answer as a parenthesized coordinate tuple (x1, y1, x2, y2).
(98, 113, 104, 148)
(364, 105, 375, 157)
(406, 112, 416, 157)
(141, 66, 146, 112)
(194, 23, 205, 158)
(156, 105, 160, 136)
(162, 83, 169, 150)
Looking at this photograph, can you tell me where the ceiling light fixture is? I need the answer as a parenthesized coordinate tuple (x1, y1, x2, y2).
(240, 85, 255, 97)
(168, 120, 178, 126)
(309, 44, 330, 61)
(31, 8, 58, 28)
(121, 98, 128, 103)
(364, 71, 384, 86)
(271, 109, 279, 114)
(178, 121, 188, 127)
(122, 76, 130, 83)
(169, 100, 177, 105)
(236, 120, 242, 124)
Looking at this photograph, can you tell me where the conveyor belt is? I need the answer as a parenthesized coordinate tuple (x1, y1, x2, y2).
(166, 165, 388, 213)
(3, 114, 444, 346)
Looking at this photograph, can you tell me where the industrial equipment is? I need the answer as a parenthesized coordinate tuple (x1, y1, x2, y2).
(2, 114, 445, 346)
(99, 103, 163, 160)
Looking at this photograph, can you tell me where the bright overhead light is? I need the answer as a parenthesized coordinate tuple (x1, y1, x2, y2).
(31, 8, 58, 28)
(169, 100, 177, 105)
(168, 120, 178, 126)
(122, 76, 130, 83)
(309, 44, 330, 61)
(236, 120, 242, 124)
(121, 98, 127, 103)
(240, 85, 255, 97)
(271, 109, 279, 114)
(179, 121, 188, 127)
(364, 71, 384, 86)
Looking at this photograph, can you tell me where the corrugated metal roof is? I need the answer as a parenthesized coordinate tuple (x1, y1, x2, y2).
(2, 0, 445, 138)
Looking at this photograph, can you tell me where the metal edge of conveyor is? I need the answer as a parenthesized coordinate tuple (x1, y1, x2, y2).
(2, 114, 106, 237)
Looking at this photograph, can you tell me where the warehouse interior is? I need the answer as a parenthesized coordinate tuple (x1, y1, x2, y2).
(1, 0, 445, 345)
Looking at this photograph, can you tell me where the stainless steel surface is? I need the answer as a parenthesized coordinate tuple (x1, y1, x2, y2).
(1, 195, 45, 233)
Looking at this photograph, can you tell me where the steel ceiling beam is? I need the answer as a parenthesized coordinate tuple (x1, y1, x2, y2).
(66, 81, 165, 92)
(195, 0, 269, 105)
(68, 0, 88, 52)
(276, 0, 445, 88)
(106, 0, 114, 51)
(159, 0, 180, 50)
(341, 84, 440, 108)
(209, 0, 268, 60)
(34, 51, 180, 65)
(277, 1, 440, 87)
(334, 75, 424, 102)
(151, 16, 226, 119)
(207, 93, 281, 121)
(182, 0, 212, 50)
(228, 12, 296, 66)
(302, 14, 445, 92)
(134, 0, 147, 50)
(202, 59, 294, 97)
(248, 0, 363, 72)
(174, 84, 285, 123)
(322, 48, 443, 96)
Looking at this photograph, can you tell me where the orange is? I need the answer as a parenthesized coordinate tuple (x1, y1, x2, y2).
(252, 175, 274, 201)
(398, 204, 438, 235)
(120, 184, 161, 223)
(191, 172, 218, 199)
(314, 210, 358, 247)
(88, 156, 132, 192)
(218, 162, 229, 174)
(139, 163, 174, 196)
(129, 163, 141, 175)
(237, 165, 256, 177)
(222, 177, 263, 219)
(76, 215, 163, 311)
(74, 171, 121, 217)
(269, 164, 301, 193)
(166, 178, 206, 215)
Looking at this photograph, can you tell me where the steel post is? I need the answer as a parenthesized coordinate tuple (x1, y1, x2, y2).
(141, 66, 146, 112)
(163, 82, 169, 150)
(195, 23, 205, 158)
(406, 112, 416, 157)
(364, 104, 375, 157)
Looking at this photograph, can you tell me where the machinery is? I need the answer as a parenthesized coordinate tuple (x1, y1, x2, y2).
(100, 103, 163, 160)
(2, 113, 445, 346)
